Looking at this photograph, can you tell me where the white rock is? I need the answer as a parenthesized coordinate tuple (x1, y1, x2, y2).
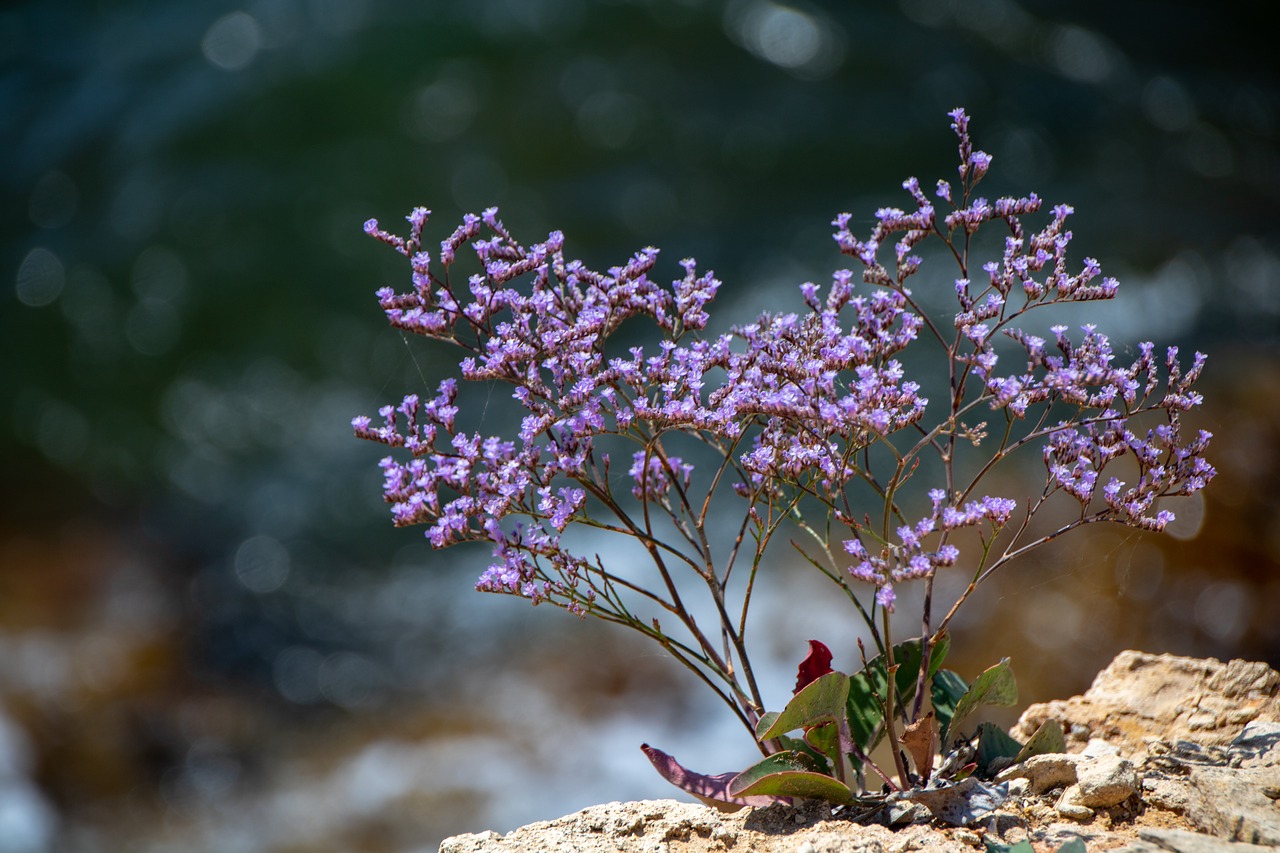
(1081, 738, 1120, 758)
(996, 753, 1079, 794)
(1074, 753, 1140, 807)
(1053, 790, 1094, 821)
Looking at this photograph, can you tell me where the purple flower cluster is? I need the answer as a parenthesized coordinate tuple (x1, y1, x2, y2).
(841, 490, 1018, 611)
(355, 202, 936, 613)
(1040, 343, 1212, 531)
(353, 109, 1215, 725)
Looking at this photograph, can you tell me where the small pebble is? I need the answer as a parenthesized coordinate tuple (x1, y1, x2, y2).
(1055, 792, 1094, 821)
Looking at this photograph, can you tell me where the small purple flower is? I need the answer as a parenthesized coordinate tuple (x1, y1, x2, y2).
(876, 585, 896, 612)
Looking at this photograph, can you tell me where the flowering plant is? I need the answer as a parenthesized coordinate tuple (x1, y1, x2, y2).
(354, 110, 1213, 820)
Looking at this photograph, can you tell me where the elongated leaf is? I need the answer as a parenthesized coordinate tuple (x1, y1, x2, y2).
(948, 658, 1017, 738)
(641, 743, 786, 811)
(924, 632, 952, 679)
(728, 750, 820, 791)
(732, 747, 819, 778)
(729, 752, 856, 803)
(757, 671, 850, 741)
(932, 669, 969, 745)
(732, 770, 857, 802)
(1014, 719, 1065, 762)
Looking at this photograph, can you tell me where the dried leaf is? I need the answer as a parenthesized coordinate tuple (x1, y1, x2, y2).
(901, 711, 937, 779)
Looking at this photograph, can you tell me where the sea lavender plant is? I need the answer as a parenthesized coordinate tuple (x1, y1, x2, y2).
(354, 109, 1213, 820)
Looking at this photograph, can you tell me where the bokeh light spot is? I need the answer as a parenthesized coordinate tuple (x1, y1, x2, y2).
(1195, 581, 1251, 644)
(14, 248, 65, 307)
(234, 535, 291, 594)
(1022, 590, 1083, 650)
(1049, 24, 1112, 83)
(1160, 492, 1206, 541)
(403, 76, 479, 143)
(319, 651, 382, 709)
(273, 646, 325, 704)
(201, 11, 262, 71)
(725, 0, 844, 79)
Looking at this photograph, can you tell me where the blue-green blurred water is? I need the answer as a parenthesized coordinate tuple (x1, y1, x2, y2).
(3, 1, 1278, 850)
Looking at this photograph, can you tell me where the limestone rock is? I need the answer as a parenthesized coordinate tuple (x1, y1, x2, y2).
(1120, 827, 1278, 853)
(440, 652, 1280, 853)
(437, 799, 973, 853)
(1141, 720, 1280, 846)
(1053, 753, 1141, 820)
(1013, 651, 1280, 758)
(1073, 754, 1140, 807)
(996, 753, 1080, 794)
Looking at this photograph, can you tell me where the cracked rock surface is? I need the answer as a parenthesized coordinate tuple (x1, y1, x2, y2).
(440, 651, 1280, 853)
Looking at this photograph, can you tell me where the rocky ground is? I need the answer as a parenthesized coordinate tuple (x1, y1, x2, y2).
(437, 651, 1280, 853)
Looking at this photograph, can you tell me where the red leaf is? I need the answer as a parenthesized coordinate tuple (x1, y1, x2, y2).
(640, 744, 787, 812)
(794, 640, 834, 694)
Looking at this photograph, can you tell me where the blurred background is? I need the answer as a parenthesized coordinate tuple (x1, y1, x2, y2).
(3, 0, 1278, 850)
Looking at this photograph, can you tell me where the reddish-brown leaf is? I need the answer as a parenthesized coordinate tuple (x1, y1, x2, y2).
(794, 639, 834, 694)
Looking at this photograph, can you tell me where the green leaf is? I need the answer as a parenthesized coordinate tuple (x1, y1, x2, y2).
(755, 711, 780, 740)
(729, 753, 856, 803)
(931, 669, 969, 745)
(1054, 840, 1087, 853)
(846, 635, 951, 754)
(923, 632, 952, 679)
(774, 734, 833, 771)
(984, 840, 1036, 853)
(948, 658, 1017, 738)
(730, 750, 821, 784)
(757, 671, 850, 740)
(973, 721, 1023, 777)
(731, 770, 857, 803)
(803, 720, 841, 769)
(1014, 719, 1065, 762)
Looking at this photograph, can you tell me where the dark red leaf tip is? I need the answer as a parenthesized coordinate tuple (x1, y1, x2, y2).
(794, 639, 834, 694)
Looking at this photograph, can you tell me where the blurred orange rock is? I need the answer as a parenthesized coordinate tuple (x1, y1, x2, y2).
(1013, 649, 1280, 756)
